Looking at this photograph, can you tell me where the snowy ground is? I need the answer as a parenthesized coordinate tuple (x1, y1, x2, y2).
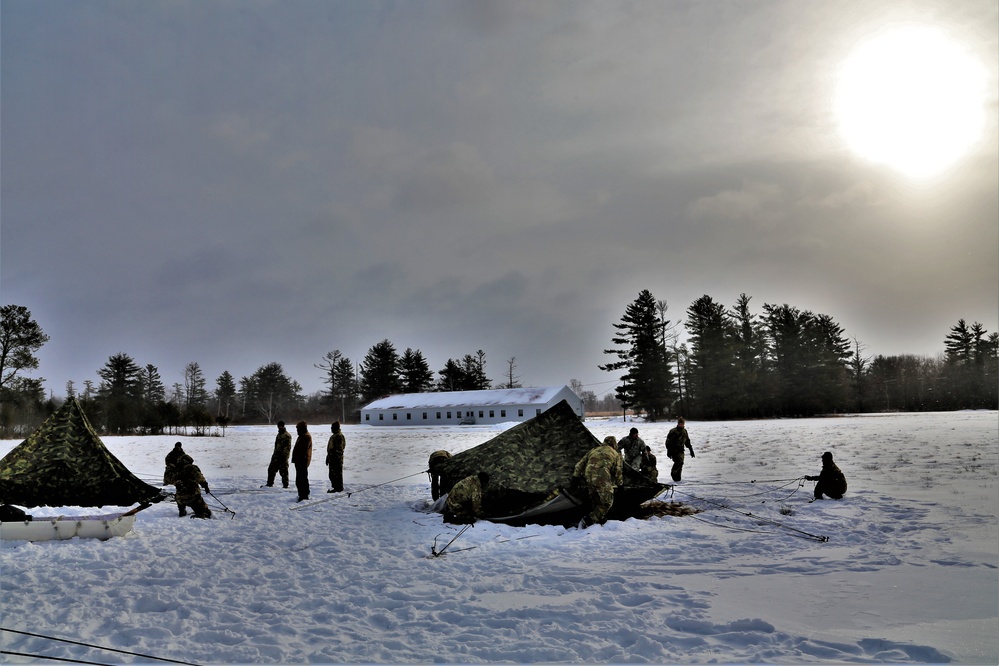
(1, 411, 996, 664)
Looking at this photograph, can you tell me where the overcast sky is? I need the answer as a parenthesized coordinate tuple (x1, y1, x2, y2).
(2, 0, 997, 399)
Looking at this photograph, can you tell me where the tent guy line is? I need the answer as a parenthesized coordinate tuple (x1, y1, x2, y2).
(0, 627, 201, 666)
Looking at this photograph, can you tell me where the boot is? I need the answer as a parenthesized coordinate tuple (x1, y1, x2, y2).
(178, 508, 187, 517)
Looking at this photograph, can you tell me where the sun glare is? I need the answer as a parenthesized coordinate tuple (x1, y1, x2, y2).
(835, 25, 987, 180)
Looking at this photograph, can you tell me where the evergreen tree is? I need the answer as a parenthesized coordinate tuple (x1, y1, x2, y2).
(333, 356, 359, 420)
(461, 351, 491, 390)
(215, 371, 237, 419)
(730, 294, 766, 417)
(942, 320, 996, 408)
(360, 339, 402, 404)
(600, 289, 673, 421)
(183, 362, 209, 410)
(97, 352, 144, 434)
(142, 364, 166, 404)
(685, 295, 740, 419)
(240, 362, 302, 423)
(761, 305, 851, 416)
(400, 348, 434, 393)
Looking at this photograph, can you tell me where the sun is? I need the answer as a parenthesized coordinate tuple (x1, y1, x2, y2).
(835, 25, 987, 180)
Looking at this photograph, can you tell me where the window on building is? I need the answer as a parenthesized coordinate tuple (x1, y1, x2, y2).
(489, 410, 494, 418)
(392, 413, 398, 420)
(518, 409, 524, 417)
(378, 414, 384, 421)
(535, 409, 541, 416)
(447, 411, 451, 419)
(501, 410, 506, 417)
(478, 410, 484, 418)
(365, 414, 370, 421)
(406, 413, 411, 420)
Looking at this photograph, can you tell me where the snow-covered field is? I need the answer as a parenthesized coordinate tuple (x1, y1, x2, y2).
(1, 411, 997, 664)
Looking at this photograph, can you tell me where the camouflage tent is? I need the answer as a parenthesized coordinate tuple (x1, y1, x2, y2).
(437, 400, 665, 523)
(0, 397, 163, 508)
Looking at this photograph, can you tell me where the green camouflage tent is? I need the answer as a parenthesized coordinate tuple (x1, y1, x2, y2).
(437, 400, 665, 524)
(0, 397, 163, 508)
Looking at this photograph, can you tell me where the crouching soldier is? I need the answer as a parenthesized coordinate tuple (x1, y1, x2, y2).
(806, 451, 847, 500)
(443, 471, 489, 524)
(641, 445, 659, 481)
(428, 450, 451, 500)
(572, 435, 624, 527)
(175, 454, 212, 519)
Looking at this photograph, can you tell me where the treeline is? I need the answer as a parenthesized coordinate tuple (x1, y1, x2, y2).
(602, 290, 998, 421)
(0, 319, 527, 435)
(2, 299, 997, 437)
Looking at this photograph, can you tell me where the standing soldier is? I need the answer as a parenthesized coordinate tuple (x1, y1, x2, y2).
(326, 421, 346, 493)
(443, 472, 489, 524)
(572, 435, 624, 527)
(291, 421, 313, 502)
(618, 428, 646, 469)
(265, 421, 292, 488)
(428, 450, 452, 500)
(665, 417, 695, 482)
(163, 442, 185, 486)
(175, 454, 212, 519)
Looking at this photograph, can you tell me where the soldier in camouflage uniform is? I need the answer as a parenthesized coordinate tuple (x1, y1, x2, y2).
(265, 421, 292, 488)
(573, 435, 624, 526)
(428, 450, 451, 500)
(163, 442, 185, 486)
(291, 421, 313, 502)
(806, 452, 847, 500)
(618, 428, 646, 469)
(325, 421, 346, 493)
(641, 445, 659, 481)
(665, 417, 695, 482)
(174, 454, 212, 519)
(443, 472, 489, 524)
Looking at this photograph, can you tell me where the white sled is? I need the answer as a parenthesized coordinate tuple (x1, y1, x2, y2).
(1, 508, 141, 542)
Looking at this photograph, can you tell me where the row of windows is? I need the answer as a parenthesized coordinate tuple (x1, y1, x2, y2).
(364, 408, 543, 422)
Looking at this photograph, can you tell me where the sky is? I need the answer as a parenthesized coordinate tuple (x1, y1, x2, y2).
(2, 0, 997, 398)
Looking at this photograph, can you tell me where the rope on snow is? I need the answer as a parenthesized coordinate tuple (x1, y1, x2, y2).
(0, 627, 201, 666)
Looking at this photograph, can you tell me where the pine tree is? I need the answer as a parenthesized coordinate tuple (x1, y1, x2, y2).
(360, 340, 402, 404)
(400, 348, 434, 393)
(97, 352, 144, 434)
(600, 290, 673, 421)
(215, 371, 237, 419)
(685, 295, 739, 419)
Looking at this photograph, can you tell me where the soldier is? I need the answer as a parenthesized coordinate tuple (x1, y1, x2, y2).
(618, 427, 646, 469)
(443, 471, 489, 524)
(326, 421, 346, 493)
(264, 421, 292, 488)
(163, 442, 185, 486)
(664, 417, 695, 482)
(641, 445, 659, 481)
(174, 454, 212, 519)
(806, 451, 847, 500)
(291, 421, 313, 502)
(573, 435, 624, 526)
(428, 450, 452, 500)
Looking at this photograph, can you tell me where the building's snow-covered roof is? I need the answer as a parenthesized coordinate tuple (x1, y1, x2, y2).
(362, 386, 571, 411)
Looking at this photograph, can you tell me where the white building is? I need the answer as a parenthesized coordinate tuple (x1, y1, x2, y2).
(360, 386, 584, 426)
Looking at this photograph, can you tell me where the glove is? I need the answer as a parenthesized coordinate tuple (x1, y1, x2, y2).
(690, 451, 695, 458)
(203, 485, 210, 493)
